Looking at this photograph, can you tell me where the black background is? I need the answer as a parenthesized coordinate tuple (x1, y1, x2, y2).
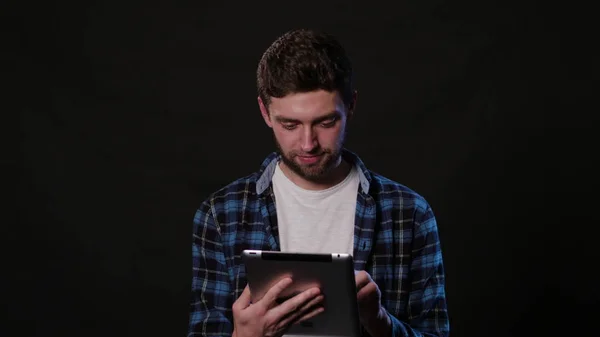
(12, 0, 598, 336)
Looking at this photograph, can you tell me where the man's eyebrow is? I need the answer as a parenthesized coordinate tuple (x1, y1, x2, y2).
(273, 115, 299, 123)
(273, 111, 340, 124)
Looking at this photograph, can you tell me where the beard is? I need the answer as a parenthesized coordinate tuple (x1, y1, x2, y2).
(274, 136, 345, 183)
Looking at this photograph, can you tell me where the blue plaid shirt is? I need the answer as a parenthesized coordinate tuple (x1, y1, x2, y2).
(188, 149, 449, 337)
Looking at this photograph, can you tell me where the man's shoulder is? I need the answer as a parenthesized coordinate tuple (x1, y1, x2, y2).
(203, 173, 260, 206)
(202, 152, 278, 207)
(193, 172, 261, 229)
(368, 171, 430, 211)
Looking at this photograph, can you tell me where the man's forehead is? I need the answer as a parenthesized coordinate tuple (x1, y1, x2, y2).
(268, 91, 344, 118)
(272, 110, 340, 123)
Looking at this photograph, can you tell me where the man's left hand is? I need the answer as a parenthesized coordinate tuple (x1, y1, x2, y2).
(355, 270, 392, 337)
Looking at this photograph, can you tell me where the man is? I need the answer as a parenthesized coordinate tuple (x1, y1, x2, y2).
(188, 28, 449, 337)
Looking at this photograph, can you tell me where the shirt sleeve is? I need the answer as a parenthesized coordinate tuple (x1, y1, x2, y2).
(388, 204, 450, 337)
(188, 200, 234, 337)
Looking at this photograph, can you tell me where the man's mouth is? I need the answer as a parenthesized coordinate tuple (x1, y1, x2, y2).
(297, 154, 322, 164)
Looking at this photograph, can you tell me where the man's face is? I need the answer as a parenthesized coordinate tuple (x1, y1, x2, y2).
(259, 90, 354, 183)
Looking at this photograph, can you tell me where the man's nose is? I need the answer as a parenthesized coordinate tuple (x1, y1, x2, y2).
(300, 127, 318, 152)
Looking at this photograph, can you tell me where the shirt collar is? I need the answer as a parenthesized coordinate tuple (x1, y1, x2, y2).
(255, 148, 372, 195)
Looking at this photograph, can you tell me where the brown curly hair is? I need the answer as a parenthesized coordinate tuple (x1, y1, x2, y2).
(257, 29, 354, 109)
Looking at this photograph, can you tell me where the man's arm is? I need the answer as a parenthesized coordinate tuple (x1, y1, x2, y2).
(388, 203, 450, 337)
(188, 199, 233, 337)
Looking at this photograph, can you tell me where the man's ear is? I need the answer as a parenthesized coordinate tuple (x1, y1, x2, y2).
(347, 90, 358, 120)
(258, 96, 273, 128)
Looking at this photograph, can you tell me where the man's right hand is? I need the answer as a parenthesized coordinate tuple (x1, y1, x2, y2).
(231, 277, 324, 337)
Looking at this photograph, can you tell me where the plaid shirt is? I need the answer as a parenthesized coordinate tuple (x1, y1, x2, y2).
(188, 149, 449, 337)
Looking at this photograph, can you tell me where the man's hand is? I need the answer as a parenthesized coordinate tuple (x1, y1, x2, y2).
(232, 277, 325, 337)
(355, 270, 392, 337)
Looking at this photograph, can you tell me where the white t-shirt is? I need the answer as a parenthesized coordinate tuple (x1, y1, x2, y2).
(272, 162, 359, 255)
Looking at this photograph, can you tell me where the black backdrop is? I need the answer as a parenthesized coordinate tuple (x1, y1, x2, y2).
(12, 0, 598, 336)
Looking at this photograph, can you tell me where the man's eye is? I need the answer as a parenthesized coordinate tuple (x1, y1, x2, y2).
(282, 123, 297, 130)
(321, 118, 337, 128)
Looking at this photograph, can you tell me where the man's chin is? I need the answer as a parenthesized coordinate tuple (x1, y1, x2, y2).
(293, 164, 326, 179)
(280, 158, 320, 179)
(300, 167, 327, 179)
(295, 161, 336, 182)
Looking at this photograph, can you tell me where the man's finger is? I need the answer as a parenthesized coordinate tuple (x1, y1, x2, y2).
(260, 277, 293, 308)
(291, 306, 325, 326)
(233, 285, 252, 311)
(270, 287, 321, 322)
(357, 282, 376, 302)
(278, 294, 325, 328)
(355, 271, 370, 291)
(281, 295, 325, 325)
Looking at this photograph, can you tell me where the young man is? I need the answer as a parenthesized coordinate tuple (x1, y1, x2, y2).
(188, 29, 449, 337)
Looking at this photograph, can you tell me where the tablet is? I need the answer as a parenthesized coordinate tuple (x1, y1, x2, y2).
(242, 249, 361, 337)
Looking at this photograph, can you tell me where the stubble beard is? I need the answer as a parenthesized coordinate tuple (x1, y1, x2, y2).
(274, 136, 345, 183)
